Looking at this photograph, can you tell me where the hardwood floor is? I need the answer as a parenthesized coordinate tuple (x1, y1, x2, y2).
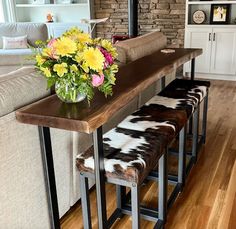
(61, 80, 236, 229)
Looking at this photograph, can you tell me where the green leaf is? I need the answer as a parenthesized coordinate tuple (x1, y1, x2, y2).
(47, 77, 57, 89)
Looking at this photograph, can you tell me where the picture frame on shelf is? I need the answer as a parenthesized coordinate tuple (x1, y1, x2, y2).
(192, 10, 206, 24)
(210, 4, 230, 24)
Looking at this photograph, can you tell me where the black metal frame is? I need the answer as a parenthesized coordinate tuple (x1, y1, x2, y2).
(191, 58, 195, 80)
(92, 127, 107, 228)
(38, 126, 60, 229)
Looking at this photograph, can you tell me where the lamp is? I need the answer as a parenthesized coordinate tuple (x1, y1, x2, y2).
(80, 17, 108, 36)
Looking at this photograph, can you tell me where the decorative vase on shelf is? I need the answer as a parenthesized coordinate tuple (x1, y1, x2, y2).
(32, 27, 118, 104)
(55, 80, 86, 103)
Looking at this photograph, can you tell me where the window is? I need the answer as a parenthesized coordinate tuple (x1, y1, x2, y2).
(0, 0, 5, 22)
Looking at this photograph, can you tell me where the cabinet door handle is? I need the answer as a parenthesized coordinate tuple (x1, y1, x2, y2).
(213, 33, 216, 41)
(209, 33, 211, 41)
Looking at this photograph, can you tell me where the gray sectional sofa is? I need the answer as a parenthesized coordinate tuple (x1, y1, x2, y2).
(0, 23, 48, 75)
(0, 29, 175, 228)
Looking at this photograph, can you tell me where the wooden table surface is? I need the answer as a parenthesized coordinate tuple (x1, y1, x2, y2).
(16, 48, 202, 134)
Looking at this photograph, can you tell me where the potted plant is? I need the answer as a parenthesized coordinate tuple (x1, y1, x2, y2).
(34, 27, 118, 103)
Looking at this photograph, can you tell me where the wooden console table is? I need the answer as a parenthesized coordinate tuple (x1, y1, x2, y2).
(15, 48, 202, 229)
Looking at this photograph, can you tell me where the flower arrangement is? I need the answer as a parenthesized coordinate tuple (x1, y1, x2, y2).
(34, 27, 118, 103)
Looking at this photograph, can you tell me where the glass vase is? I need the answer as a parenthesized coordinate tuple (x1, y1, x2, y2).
(55, 80, 86, 103)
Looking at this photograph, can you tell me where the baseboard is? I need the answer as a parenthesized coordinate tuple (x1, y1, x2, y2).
(184, 72, 236, 81)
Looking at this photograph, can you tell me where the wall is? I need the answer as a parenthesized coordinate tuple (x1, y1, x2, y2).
(94, 0, 186, 47)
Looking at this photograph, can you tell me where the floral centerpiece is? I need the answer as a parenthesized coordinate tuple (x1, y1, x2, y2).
(34, 27, 118, 103)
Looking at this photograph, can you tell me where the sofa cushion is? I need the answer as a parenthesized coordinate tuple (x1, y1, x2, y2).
(0, 23, 48, 48)
(0, 48, 34, 66)
(0, 66, 49, 117)
(115, 31, 167, 64)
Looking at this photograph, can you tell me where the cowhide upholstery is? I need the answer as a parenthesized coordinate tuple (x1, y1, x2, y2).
(77, 94, 190, 183)
(77, 128, 167, 184)
(117, 100, 188, 144)
(159, 79, 211, 116)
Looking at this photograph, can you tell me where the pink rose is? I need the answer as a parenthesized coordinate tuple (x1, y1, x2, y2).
(98, 47, 114, 68)
(92, 74, 104, 87)
(46, 38, 58, 59)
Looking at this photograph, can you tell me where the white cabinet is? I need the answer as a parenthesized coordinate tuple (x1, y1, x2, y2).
(185, 28, 212, 73)
(211, 28, 236, 75)
(185, 0, 236, 80)
(47, 22, 89, 37)
(185, 27, 236, 77)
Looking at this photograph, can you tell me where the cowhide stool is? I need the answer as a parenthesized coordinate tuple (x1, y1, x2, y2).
(76, 128, 169, 229)
(117, 95, 191, 208)
(159, 79, 210, 174)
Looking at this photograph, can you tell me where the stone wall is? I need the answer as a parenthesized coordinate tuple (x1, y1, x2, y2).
(94, 0, 186, 47)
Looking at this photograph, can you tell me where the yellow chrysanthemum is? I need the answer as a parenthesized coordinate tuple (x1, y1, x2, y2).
(53, 37, 77, 57)
(77, 43, 85, 52)
(62, 27, 83, 40)
(77, 33, 91, 44)
(36, 54, 45, 66)
(42, 47, 53, 58)
(75, 53, 83, 63)
(40, 67, 51, 78)
(70, 64, 78, 73)
(53, 63, 68, 77)
(83, 47, 105, 71)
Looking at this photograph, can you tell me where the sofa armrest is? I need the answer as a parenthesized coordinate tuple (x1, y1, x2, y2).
(0, 49, 35, 66)
(0, 66, 49, 117)
(114, 31, 167, 64)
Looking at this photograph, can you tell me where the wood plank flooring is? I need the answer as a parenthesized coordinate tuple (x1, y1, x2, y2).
(61, 80, 236, 229)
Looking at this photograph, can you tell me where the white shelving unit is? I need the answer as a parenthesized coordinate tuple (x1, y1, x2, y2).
(5, 0, 94, 37)
(15, 3, 88, 7)
(184, 0, 236, 81)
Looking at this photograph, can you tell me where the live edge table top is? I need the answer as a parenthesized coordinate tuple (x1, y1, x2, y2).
(16, 48, 202, 134)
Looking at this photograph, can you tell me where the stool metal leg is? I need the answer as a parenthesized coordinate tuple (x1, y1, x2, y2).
(116, 185, 126, 210)
(202, 92, 209, 144)
(178, 126, 187, 190)
(158, 151, 168, 223)
(131, 184, 140, 229)
(192, 107, 199, 163)
(80, 174, 92, 229)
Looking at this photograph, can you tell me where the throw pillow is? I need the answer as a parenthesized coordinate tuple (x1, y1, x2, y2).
(2, 35, 28, 49)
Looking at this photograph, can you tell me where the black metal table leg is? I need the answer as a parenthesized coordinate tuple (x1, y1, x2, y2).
(189, 58, 196, 133)
(38, 126, 60, 229)
(191, 58, 195, 80)
(93, 126, 107, 229)
(160, 76, 166, 91)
